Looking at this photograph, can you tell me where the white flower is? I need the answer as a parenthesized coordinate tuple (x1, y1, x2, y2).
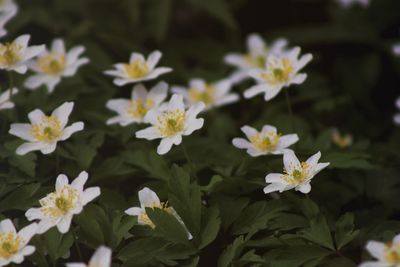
(106, 81, 168, 126)
(0, 219, 37, 267)
(0, 2, 17, 38)
(244, 47, 312, 101)
(104, 50, 172, 86)
(0, 87, 17, 110)
(224, 33, 288, 83)
(394, 97, 400, 125)
(359, 233, 400, 267)
(66, 246, 112, 267)
(394, 44, 400, 57)
(135, 94, 205, 155)
(25, 171, 100, 234)
(336, 0, 369, 8)
(125, 187, 193, 240)
(24, 38, 89, 93)
(9, 102, 84, 155)
(172, 78, 239, 110)
(232, 125, 299, 157)
(331, 128, 353, 148)
(0, 34, 45, 73)
(264, 150, 329, 194)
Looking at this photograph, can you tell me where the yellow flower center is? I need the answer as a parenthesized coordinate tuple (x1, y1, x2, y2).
(332, 132, 352, 148)
(0, 42, 22, 66)
(384, 242, 400, 264)
(37, 53, 66, 75)
(261, 58, 294, 84)
(157, 109, 186, 137)
(127, 98, 154, 119)
(188, 85, 215, 106)
(282, 162, 310, 185)
(139, 201, 173, 228)
(39, 186, 78, 219)
(245, 54, 266, 68)
(123, 59, 150, 79)
(31, 116, 63, 143)
(250, 132, 280, 152)
(0, 232, 22, 259)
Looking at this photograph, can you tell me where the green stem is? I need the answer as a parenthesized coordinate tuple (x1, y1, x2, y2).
(55, 150, 60, 174)
(8, 71, 14, 100)
(73, 231, 82, 261)
(182, 143, 196, 178)
(284, 87, 295, 132)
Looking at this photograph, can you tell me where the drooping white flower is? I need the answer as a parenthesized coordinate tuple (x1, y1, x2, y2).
(244, 47, 312, 101)
(359, 234, 400, 267)
(264, 150, 329, 194)
(135, 94, 205, 155)
(224, 33, 288, 83)
(24, 38, 89, 93)
(66, 246, 112, 267)
(125, 187, 193, 240)
(394, 44, 400, 57)
(232, 125, 298, 157)
(9, 102, 84, 155)
(0, 34, 45, 73)
(336, 0, 369, 8)
(0, 87, 17, 110)
(106, 81, 168, 126)
(0, 219, 37, 267)
(172, 78, 239, 110)
(331, 128, 353, 148)
(394, 97, 400, 125)
(0, 1, 17, 38)
(104, 50, 172, 86)
(25, 171, 100, 234)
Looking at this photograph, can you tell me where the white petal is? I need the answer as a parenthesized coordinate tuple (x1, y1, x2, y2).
(16, 142, 46, 155)
(265, 173, 284, 183)
(263, 86, 282, 101)
(9, 123, 35, 141)
(263, 183, 286, 194)
(296, 182, 311, 194)
(283, 150, 301, 173)
(145, 67, 172, 80)
(148, 81, 168, 105)
(82, 187, 100, 205)
(125, 207, 143, 216)
(60, 122, 84, 140)
(184, 118, 204, 136)
(243, 84, 268, 99)
(0, 219, 16, 234)
(291, 73, 307, 85)
(51, 38, 65, 54)
(136, 126, 160, 140)
(129, 52, 145, 63)
(25, 208, 42, 221)
(71, 171, 88, 191)
(241, 125, 258, 139)
(247, 33, 265, 57)
(23, 45, 46, 61)
(224, 54, 248, 68)
(89, 246, 112, 267)
(106, 99, 130, 113)
(57, 216, 72, 234)
(232, 138, 252, 149)
(168, 94, 185, 111)
(65, 263, 87, 267)
(277, 134, 299, 149)
(36, 220, 55, 234)
(358, 262, 389, 267)
(365, 241, 386, 261)
(40, 143, 57, 154)
(56, 174, 69, 191)
(261, 125, 277, 134)
(24, 74, 48, 90)
(157, 136, 180, 155)
(14, 34, 30, 48)
(296, 53, 313, 71)
(131, 83, 148, 99)
(66, 46, 85, 64)
(138, 187, 160, 207)
(20, 245, 35, 256)
(18, 223, 38, 246)
(28, 109, 45, 124)
(147, 50, 162, 69)
(52, 102, 74, 127)
(185, 102, 205, 122)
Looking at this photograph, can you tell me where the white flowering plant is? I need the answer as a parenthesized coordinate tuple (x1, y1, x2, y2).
(0, 0, 399, 267)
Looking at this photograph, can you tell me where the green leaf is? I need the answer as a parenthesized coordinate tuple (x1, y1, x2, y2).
(334, 213, 359, 250)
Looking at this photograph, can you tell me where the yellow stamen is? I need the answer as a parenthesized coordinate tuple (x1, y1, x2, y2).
(188, 85, 215, 106)
(250, 132, 280, 152)
(261, 58, 294, 84)
(127, 98, 154, 119)
(39, 186, 78, 220)
(384, 242, 400, 264)
(282, 162, 310, 185)
(157, 109, 186, 137)
(244, 54, 266, 68)
(123, 59, 149, 79)
(0, 232, 22, 259)
(31, 116, 63, 143)
(139, 201, 173, 228)
(0, 42, 22, 66)
(332, 131, 352, 148)
(37, 53, 66, 75)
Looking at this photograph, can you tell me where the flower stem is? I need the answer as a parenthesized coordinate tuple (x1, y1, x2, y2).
(8, 71, 14, 100)
(182, 143, 197, 178)
(73, 231, 82, 261)
(284, 87, 295, 132)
